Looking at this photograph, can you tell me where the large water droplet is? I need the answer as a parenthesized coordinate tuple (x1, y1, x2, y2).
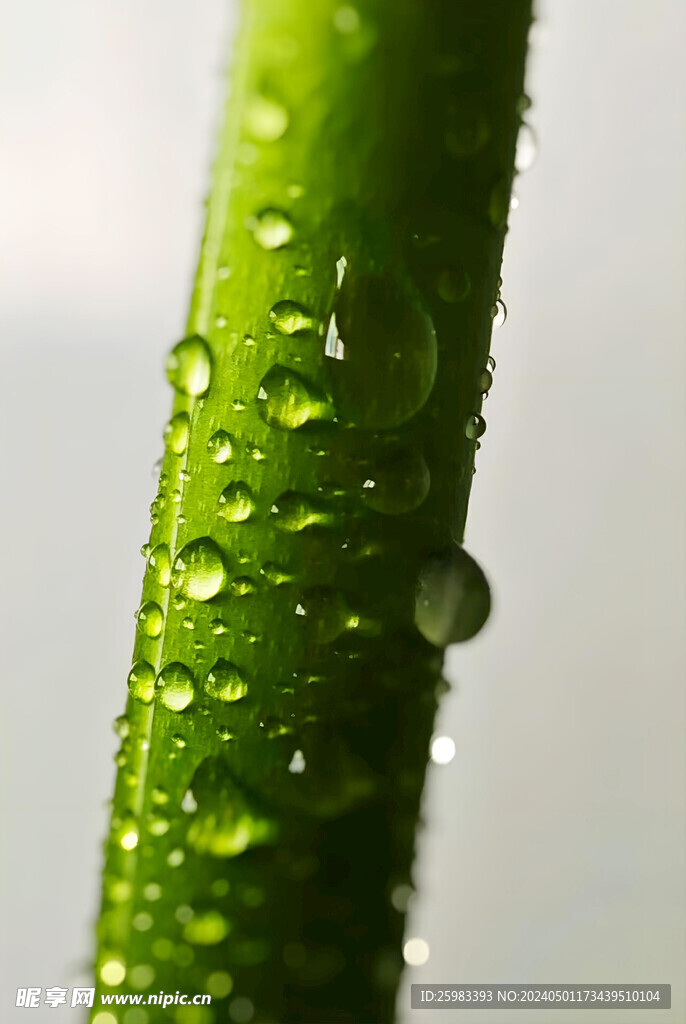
(250, 208, 293, 250)
(148, 544, 171, 587)
(362, 445, 430, 515)
(245, 95, 289, 142)
(164, 412, 190, 455)
(270, 491, 335, 532)
(186, 758, 278, 858)
(415, 547, 490, 645)
(217, 482, 255, 523)
(268, 299, 314, 335)
(205, 660, 248, 703)
(256, 365, 333, 431)
(207, 429, 233, 464)
(156, 662, 195, 712)
(127, 660, 156, 704)
(172, 538, 227, 601)
(295, 586, 359, 644)
(166, 336, 212, 397)
(137, 601, 164, 638)
(326, 272, 437, 428)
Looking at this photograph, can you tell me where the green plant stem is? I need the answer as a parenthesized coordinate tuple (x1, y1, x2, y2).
(93, 2, 531, 1021)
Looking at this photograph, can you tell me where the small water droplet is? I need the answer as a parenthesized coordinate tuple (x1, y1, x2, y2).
(362, 445, 430, 515)
(113, 715, 130, 739)
(515, 122, 537, 172)
(205, 660, 248, 703)
(210, 618, 226, 635)
(172, 538, 227, 601)
(166, 336, 212, 397)
(137, 601, 164, 638)
(217, 482, 255, 523)
(465, 413, 486, 440)
(156, 662, 195, 712)
(257, 364, 333, 431)
(445, 103, 490, 157)
(127, 661, 156, 704)
(207, 429, 233, 463)
(327, 272, 437, 428)
(230, 575, 256, 597)
(435, 267, 471, 303)
(261, 561, 294, 586)
(148, 544, 171, 587)
(430, 734, 456, 765)
(491, 298, 507, 328)
(415, 546, 490, 645)
(184, 910, 230, 946)
(403, 937, 430, 966)
(245, 94, 289, 142)
(479, 368, 493, 395)
(288, 749, 306, 774)
(270, 491, 335, 532)
(163, 411, 190, 455)
(249, 208, 293, 249)
(268, 299, 314, 335)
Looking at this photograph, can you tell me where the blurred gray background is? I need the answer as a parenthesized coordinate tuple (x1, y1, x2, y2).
(1, 1, 684, 1022)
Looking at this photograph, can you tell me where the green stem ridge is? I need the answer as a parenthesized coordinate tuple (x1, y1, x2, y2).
(94, 2, 531, 1022)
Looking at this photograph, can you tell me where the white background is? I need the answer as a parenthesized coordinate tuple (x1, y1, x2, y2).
(1, 2, 684, 1022)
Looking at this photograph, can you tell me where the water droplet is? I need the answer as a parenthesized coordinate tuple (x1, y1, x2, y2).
(288, 749, 306, 774)
(172, 538, 227, 601)
(217, 482, 255, 523)
(270, 491, 335, 532)
(184, 910, 230, 946)
(261, 561, 294, 586)
(403, 937, 430, 966)
(246, 442, 265, 461)
(430, 734, 456, 765)
(127, 661, 156, 704)
(129, 963, 155, 989)
(362, 445, 430, 515)
(148, 544, 171, 587)
(156, 662, 195, 712)
(245, 94, 289, 142)
(207, 429, 233, 464)
(435, 267, 471, 303)
(151, 787, 168, 806)
(295, 587, 357, 644)
(333, 4, 360, 33)
(210, 618, 226, 635)
(465, 413, 486, 440)
(479, 368, 493, 395)
(249, 208, 293, 249)
(488, 178, 509, 228)
(207, 971, 234, 999)
(147, 813, 170, 836)
(327, 272, 437, 428)
(390, 883, 415, 913)
(268, 299, 314, 335)
(205, 660, 248, 703)
(415, 546, 491, 645)
(256, 364, 333, 430)
(491, 298, 507, 327)
(186, 757, 278, 857)
(100, 957, 127, 986)
(166, 336, 212, 397)
(230, 576, 256, 597)
(113, 715, 130, 739)
(137, 601, 164, 638)
(164, 412, 190, 455)
(445, 104, 490, 157)
(515, 122, 537, 172)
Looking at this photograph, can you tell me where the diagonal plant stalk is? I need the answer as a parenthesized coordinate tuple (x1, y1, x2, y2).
(92, 1, 531, 1022)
